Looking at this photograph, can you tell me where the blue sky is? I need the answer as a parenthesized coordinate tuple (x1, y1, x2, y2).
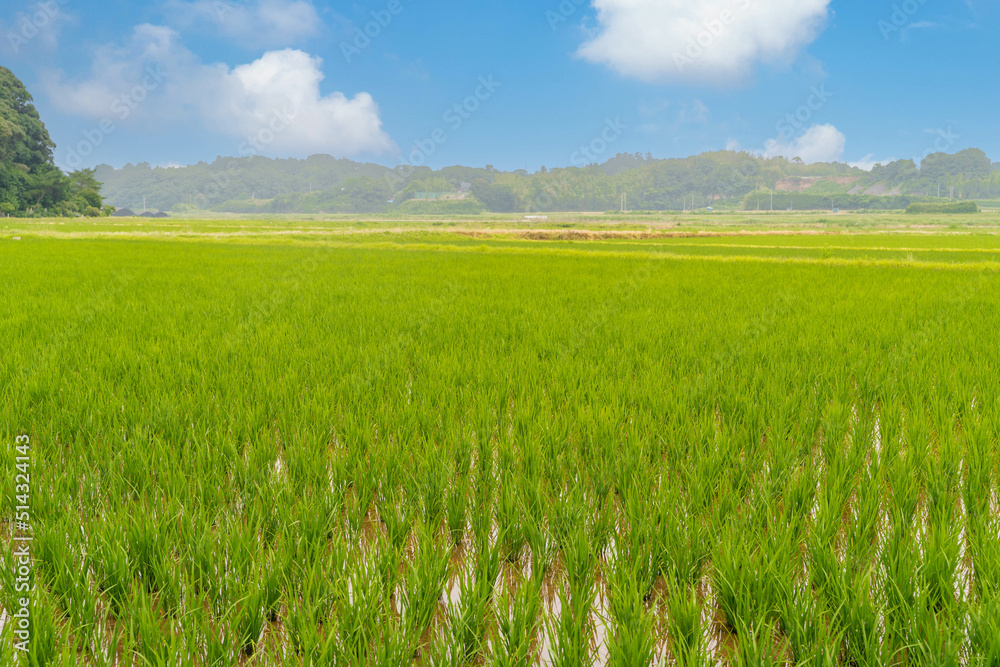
(1, 0, 995, 172)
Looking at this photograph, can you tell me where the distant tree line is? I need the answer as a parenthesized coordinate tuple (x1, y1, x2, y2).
(93, 145, 1000, 215)
(905, 201, 980, 214)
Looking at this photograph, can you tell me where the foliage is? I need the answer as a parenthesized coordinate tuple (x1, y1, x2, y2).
(741, 190, 934, 211)
(0, 68, 109, 216)
(93, 145, 1000, 214)
(906, 201, 980, 214)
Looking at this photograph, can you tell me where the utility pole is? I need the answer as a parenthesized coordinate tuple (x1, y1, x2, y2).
(770, 188, 773, 212)
(143, 195, 146, 213)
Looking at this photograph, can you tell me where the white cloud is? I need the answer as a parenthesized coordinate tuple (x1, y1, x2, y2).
(578, 0, 832, 84)
(1, 1, 77, 57)
(763, 124, 845, 163)
(41, 24, 394, 158)
(164, 0, 323, 47)
(849, 154, 897, 171)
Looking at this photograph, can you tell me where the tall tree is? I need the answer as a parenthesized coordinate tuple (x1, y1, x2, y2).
(1, 67, 108, 215)
(0, 66, 55, 171)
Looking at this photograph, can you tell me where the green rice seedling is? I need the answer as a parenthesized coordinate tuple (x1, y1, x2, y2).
(285, 582, 322, 658)
(493, 573, 543, 667)
(293, 495, 335, 565)
(232, 587, 268, 657)
(419, 453, 451, 528)
(373, 535, 405, 610)
(151, 552, 185, 619)
(833, 565, 886, 667)
(446, 475, 469, 544)
(969, 593, 1000, 664)
(497, 481, 526, 563)
(333, 555, 383, 664)
(180, 509, 217, 597)
(380, 489, 415, 554)
(657, 505, 710, 588)
(0, 613, 15, 667)
(732, 616, 784, 667)
(347, 466, 377, 538)
(605, 557, 657, 667)
(617, 507, 657, 602)
(588, 492, 616, 560)
(970, 516, 1000, 601)
(880, 524, 920, 651)
(130, 584, 177, 666)
(713, 526, 789, 635)
(545, 582, 596, 667)
(439, 562, 493, 666)
(910, 588, 965, 667)
(200, 614, 241, 666)
(34, 521, 98, 641)
(94, 522, 134, 616)
(562, 521, 597, 610)
(963, 421, 993, 522)
(921, 510, 961, 612)
(402, 524, 453, 639)
(474, 529, 504, 606)
(524, 511, 556, 578)
(470, 465, 497, 545)
(21, 591, 60, 667)
(550, 486, 587, 549)
(779, 584, 844, 667)
(372, 609, 417, 667)
(126, 510, 175, 595)
(546, 521, 597, 667)
(247, 483, 284, 547)
(665, 578, 708, 667)
(87, 615, 125, 667)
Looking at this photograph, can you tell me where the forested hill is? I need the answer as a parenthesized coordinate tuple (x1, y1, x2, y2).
(94, 148, 1000, 215)
(1, 67, 110, 217)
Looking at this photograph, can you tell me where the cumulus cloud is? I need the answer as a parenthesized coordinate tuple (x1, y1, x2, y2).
(578, 0, 832, 84)
(41, 24, 394, 158)
(763, 124, 845, 164)
(163, 0, 323, 47)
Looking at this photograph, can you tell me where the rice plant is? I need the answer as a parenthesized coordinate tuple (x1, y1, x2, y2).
(4, 225, 1000, 665)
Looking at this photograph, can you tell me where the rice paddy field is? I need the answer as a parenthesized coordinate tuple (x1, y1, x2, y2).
(2, 215, 1000, 665)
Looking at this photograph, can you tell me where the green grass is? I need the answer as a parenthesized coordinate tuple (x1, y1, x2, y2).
(1, 218, 1000, 664)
